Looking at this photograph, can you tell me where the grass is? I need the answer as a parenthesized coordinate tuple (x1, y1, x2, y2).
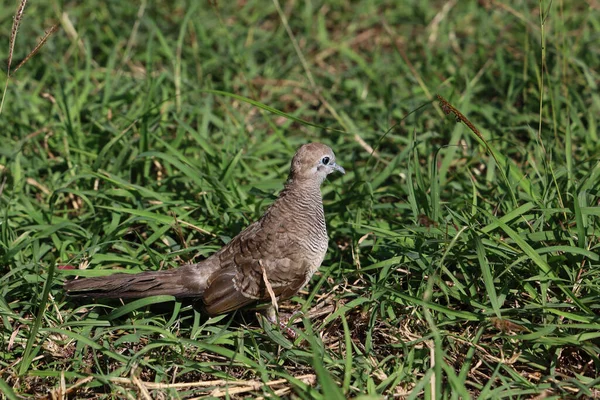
(1, 0, 599, 398)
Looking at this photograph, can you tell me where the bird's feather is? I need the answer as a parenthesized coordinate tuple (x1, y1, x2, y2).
(64, 143, 343, 316)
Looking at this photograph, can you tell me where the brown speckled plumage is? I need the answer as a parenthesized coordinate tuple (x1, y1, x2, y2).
(64, 143, 345, 316)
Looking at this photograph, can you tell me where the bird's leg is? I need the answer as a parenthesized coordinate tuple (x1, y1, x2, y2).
(265, 304, 278, 324)
(264, 305, 298, 339)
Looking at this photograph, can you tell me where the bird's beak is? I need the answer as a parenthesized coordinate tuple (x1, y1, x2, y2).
(332, 163, 345, 174)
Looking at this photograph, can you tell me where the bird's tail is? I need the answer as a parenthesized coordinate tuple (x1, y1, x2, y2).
(64, 266, 200, 299)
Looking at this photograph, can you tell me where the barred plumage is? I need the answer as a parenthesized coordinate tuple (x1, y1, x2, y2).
(64, 143, 345, 316)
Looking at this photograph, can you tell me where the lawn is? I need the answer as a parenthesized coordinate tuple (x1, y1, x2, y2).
(1, 0, 599, 398)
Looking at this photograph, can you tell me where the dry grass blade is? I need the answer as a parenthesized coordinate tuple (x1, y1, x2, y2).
(131, 372, 153, 400)
(12, 24, 60, 74)
(101, 374, 316, 397)
(436, 93, 534, 204)
(1, 0, 27, 116)
(8, 0, 27, 76)
(1, 1, 57, 116)
(42, 376, 94, 400)
(436, 94, 486, 143)
(260, 260, 279, 313)
(436, 94, 504, 180)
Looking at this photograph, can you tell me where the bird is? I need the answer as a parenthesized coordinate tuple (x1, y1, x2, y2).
(64, 142, 345, 318)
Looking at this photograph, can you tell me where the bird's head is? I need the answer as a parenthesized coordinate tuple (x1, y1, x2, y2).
(289, 142, 345, 185)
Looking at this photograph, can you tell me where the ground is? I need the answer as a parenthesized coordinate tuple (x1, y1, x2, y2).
(0, 0, 599, 398)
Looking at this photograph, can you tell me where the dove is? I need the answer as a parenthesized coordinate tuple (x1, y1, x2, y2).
(64, 142, 345, 316)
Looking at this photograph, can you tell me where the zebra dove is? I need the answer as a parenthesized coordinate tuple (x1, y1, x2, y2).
(64, 143, 345, 316)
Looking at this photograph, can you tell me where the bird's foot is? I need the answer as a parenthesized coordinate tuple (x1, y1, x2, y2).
(277, 311, 305, 339)
(278, 320, 297, 339)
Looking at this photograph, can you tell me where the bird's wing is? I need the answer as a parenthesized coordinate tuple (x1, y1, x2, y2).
(201, 219, 310, 315)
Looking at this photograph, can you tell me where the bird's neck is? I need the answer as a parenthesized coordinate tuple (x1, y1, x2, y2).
(281, 178, 323, 202)
(269, 178, 325, 223)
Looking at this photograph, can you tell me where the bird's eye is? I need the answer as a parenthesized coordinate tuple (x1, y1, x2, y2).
(321, 156, 330, 165)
